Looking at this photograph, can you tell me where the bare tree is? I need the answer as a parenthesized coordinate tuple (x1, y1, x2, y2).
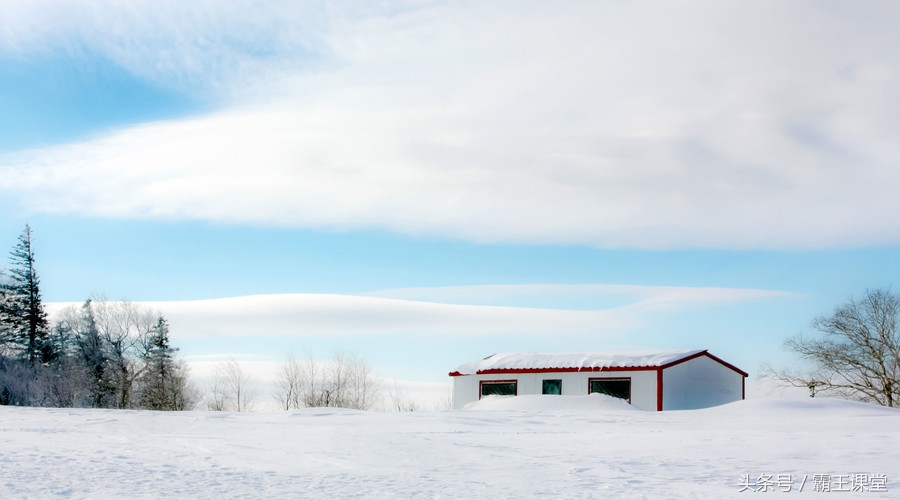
(299, 351, 328, 407)
(434, 387, 453, 412)
(89, 296, 158, 408)
(208, 357, 257, 412)
(206, 369, 229, 411)
(277, 349, 380, 410)
(765, 288, 900, 407)
(47, 296, 164, 409)
(388, 383, 420, 412)
(273, 349, 304, 410)
(342, 351, 380, 411)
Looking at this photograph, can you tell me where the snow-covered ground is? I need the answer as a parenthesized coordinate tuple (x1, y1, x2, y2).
(2, 395, 897, 498)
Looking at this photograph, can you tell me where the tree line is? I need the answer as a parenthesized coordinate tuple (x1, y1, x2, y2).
(199, 349, 385, 412)
(0, 225, 195, 410)
(0, 225, 388, 412)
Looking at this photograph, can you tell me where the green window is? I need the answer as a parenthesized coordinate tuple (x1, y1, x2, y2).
(480, 381, 517, 397)
(542, 379, 562, 395)
(589, 378, 631, 402)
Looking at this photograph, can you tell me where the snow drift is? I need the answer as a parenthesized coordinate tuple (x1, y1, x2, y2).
(1, 398, 897, 498)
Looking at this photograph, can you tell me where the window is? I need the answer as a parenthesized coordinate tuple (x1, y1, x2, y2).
(480, 380, 517, 398)
(542, 379, 562, 395)
(589, 378, 631, 402)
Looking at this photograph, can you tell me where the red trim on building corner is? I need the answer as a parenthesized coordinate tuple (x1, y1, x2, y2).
(742, 376, 745, 400)
(656, 368, 663, 411)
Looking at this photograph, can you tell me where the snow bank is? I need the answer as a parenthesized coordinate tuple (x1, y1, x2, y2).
(706, 396, 900, 417)
(463, 393, 638, 411)
(1, 397, 898, 498)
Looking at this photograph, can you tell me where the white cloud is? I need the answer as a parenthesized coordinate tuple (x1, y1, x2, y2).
(142, 294, 638, 338)
(44, 284, 791, 398)
(45, 284, 792, 339)
(367, 284, 794, 311)
(2, 1, 899, 248)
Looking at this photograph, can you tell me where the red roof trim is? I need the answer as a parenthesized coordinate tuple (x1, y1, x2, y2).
(469, 365, 660, 375)
(707, 351, 750, 378)
(450, 350, 748, 378)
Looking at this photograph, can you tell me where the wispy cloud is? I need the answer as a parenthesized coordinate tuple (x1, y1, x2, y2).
(2, 1, 899, 248)
(0, 0, 333, 96)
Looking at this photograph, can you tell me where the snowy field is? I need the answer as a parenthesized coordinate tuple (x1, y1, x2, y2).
(1, 396, 898, 499)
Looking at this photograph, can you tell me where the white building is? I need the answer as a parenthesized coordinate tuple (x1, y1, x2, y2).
(449, 349, 747, 411)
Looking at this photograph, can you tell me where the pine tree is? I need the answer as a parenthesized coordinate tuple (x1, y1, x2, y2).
(1, 225, 49, 363)
(75, 299, 114, 407)
(139, 316, 192, 410)
(0, 265, 11, 355)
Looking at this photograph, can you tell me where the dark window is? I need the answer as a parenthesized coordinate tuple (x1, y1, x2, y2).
(542, 379, 562, 395)
(480, 380, 517, 397)
(589, 378, 631, 402)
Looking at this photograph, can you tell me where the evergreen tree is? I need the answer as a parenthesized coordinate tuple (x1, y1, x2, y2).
(139, 316, 192, 410)
(0, 222, 197, 409)
(1, 225, 50, 363)
(0, 265, 11, 355)
(75, 299, 114, 407)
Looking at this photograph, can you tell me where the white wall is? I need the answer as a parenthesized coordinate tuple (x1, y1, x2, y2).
(662, 355, 743, 410)
(452, 370, 659, 411)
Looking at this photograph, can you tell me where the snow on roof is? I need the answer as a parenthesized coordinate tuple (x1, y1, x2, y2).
(451, 349, 705, 375)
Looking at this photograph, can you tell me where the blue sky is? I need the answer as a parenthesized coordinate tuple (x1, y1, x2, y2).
(1, 1, 899, 394)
